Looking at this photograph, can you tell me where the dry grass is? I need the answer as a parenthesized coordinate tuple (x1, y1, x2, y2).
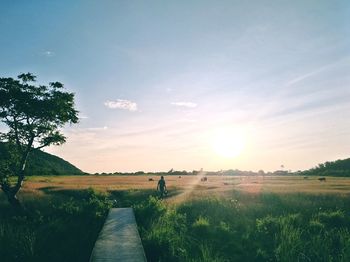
(21, 175, 350, 200)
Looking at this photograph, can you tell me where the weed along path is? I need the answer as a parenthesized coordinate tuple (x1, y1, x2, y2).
(90, 208, 147, 262)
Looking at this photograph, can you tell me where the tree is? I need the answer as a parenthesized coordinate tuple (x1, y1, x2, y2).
(0, 73, 78, 207)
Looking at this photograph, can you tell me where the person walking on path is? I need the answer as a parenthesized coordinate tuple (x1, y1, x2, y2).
(157, 176, 167, 199)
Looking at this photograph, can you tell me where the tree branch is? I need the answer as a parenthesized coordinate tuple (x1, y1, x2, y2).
(33, 142, 50, 151)
(13, 115, 22, 151)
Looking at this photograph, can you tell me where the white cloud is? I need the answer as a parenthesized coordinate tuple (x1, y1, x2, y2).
(79, 115, 89, 119)
(41, 50, 55, 57)
(171, 102, 197, 108)
(87, 126, 108, 131)
(104, 99, 138, 112)
(285, 61, 341, 87)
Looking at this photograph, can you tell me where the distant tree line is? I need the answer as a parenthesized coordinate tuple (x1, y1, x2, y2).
(93, 158, 350, 177)
(92, 169, 292, 176)
(301, 158, 350, 177)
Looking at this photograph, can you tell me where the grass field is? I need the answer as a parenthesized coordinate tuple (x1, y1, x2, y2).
(21, 175, 350, 195)
(2, 175, 350, 261)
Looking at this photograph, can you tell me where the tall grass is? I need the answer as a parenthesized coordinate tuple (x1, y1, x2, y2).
(1, 188, 350, 261)
(134, 192, 350, 262)
(0, 188, 112, 262)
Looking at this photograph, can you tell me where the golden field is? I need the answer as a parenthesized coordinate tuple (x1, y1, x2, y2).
(21, 175, 350, 198)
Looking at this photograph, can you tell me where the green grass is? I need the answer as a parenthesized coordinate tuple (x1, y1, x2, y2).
(0, 188, 112, 262)
(1, 188, 350, 261)
(134, 192, 350, 262)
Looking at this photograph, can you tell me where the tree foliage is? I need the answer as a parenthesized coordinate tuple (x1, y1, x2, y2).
(0, 73, 78, 206)
(302, 158, 350, 177)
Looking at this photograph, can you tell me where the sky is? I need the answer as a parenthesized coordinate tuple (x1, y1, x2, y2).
(1, 0, 350, 173)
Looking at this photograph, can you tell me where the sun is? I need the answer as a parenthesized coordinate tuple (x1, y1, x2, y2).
(211, 128, 245, 158)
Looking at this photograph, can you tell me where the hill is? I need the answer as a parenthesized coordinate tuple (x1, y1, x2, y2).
(0, 143, 83, 176)
(302, 158, 350, 177)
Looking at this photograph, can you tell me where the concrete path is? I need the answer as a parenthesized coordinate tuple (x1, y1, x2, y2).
(90, 208, 147, 262)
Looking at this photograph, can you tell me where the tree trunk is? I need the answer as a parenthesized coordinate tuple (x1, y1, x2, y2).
(1, 149, 31, 209)
(0, 183, 22, 209)
(7, 165, 27, 209)
(1, 139, 33, 208)
(12, 139, 34, 205)
(7, 192, 21, 208)
(12, 169, 25, 198)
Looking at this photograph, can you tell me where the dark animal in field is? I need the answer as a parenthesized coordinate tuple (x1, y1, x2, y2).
(303, 176, 309, 179)
(318, 177, 326, 182)
(179, 176, 182, 178)
(148, 178, 154, 181)
(224, 182, 229, 185)
(201, 177, 208, 182)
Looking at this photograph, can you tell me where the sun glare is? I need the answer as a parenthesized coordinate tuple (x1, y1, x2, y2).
(211, 129, 245, 158)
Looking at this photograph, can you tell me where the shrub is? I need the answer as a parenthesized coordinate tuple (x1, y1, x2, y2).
(134, 196, 166, 228)
(0, 188, 112, 262)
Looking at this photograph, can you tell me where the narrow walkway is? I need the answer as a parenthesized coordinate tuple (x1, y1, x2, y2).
(90, 208, 147, 262)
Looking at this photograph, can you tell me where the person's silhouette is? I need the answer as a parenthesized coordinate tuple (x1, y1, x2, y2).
(157, 176, 167, 199)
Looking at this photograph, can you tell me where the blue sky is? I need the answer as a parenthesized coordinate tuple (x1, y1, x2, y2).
(1, 1, 350, 172)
